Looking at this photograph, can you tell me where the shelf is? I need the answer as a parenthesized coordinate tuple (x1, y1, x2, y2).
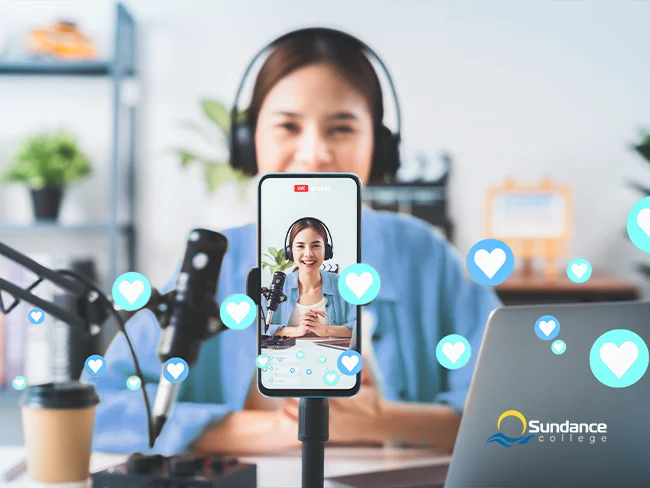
(0, 60, 116, 76)
(0, 223, 134, 237)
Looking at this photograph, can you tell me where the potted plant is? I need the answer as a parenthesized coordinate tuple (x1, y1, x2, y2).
(262, 247, 295, 274)
(175, 98, 250, 194)
(1, 129, 91, 221)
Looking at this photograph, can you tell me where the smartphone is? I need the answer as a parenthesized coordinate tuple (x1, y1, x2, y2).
(257, 172, 361, 397)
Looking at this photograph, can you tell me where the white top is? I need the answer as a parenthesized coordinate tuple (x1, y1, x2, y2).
(289, 296, 328, 326)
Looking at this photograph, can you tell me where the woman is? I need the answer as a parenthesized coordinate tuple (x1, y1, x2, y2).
(265, 217, 355, 338)
(86, 28, 501, 456)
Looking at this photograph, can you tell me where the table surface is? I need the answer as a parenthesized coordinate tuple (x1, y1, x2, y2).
(0, 446, 451, 488)
(496, 271, 639, 294)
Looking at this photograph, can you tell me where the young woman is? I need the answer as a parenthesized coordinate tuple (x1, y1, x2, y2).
(86, 28, 501, 457)
(265, 217, 354, 338)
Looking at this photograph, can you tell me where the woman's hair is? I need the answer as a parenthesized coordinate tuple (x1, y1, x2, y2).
(289, 218, 329, 249)
(247, 31, 384, 131)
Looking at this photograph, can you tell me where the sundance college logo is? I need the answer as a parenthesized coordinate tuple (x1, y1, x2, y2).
(485, 410, 608, 447)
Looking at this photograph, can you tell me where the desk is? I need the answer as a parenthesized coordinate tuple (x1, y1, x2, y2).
(496, 271, 640, 306)
(0, 446, 451, 487)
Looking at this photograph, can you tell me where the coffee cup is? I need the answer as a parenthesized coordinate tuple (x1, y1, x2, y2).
(20, 382, 99, 484)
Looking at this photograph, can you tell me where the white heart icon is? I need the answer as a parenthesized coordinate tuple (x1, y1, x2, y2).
(167, 362, 185, 380)
(326, 373, 337, 384)
(553, 342, 564, 352)
(118, 280, 145, 304)
(14, 378, 25, 388)
(345, 272, 373, 299)
(128, 377, 140, 388)
(226, 301, 251, 324)
(539, 320, 556, 337)
(637, 208, 650, 237)
(341, 355, 359, 372)
(600, 341, 638, 379)
(258, 357, 268, 367)
(88, 359, 103, 373)
(571, 263, 588, 279)
(441, 342, 466, 364)
(473, 249, 506, 279)
(30, 311, 42, 322)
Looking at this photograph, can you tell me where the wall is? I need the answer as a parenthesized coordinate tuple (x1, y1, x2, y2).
(1, 0, 649, 295)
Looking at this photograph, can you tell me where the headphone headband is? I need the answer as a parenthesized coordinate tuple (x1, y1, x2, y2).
(284, 217, 334, 261)
(230, 27, 402, 141)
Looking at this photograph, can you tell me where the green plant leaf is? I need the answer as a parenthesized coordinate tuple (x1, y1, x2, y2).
(177, 150, 201, 168)
(626, 180, 650, 197)
(1, 129, 92, 189)
(203, 162, 239, 192)
(201, 99, 230, 134)
(268, 247, 279, 256)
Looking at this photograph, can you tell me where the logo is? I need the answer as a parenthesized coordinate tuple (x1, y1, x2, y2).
(294, 184, 309, 192)
(486, 410, 536, 448)
(486, 410, 608, 448)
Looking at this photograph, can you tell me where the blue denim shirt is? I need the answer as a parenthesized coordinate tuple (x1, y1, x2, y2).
(83, 207, 501, 455)
(264, 269, 356, 336)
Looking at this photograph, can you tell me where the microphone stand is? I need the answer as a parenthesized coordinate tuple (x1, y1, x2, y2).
(0, 241, 161, 447)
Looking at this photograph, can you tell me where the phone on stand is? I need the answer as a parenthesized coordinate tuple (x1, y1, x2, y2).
(257, 173, 361, 398)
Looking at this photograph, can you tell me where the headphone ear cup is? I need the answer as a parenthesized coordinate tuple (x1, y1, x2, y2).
(325, 244, 333, 261)
(285, 246, 293, 262)
(370, 124, 400, 183)
(230, 122, 258, 175)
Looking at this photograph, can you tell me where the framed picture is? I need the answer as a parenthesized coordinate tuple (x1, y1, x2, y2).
(485, 179, 572, 272)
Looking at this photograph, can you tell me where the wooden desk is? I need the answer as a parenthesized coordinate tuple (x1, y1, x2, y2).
(496, 271, 640, 306)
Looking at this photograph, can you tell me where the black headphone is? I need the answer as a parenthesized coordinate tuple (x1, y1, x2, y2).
(284, 217, 334, 262)
(229, 27, 402, 183)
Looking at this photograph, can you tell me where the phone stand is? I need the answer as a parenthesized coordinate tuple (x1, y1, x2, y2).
(299, 398, 329, 488)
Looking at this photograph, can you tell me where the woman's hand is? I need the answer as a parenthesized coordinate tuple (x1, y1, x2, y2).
(303, 309, 330, 337)
(283, 323, 310, 338)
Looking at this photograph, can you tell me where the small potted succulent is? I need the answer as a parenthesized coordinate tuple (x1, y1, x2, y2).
(1, 129, 91, 221)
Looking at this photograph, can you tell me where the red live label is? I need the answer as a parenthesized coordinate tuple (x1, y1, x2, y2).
(294, 185, 309, 192)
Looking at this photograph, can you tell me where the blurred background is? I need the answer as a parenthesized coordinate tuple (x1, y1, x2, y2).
(1, 0, 650, 444)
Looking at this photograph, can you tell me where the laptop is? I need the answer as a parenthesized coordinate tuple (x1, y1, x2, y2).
(444, 301, 650, 488)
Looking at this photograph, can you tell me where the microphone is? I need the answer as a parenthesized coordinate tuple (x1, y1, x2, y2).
(152, 229, 228, 441)
(263, 271, 287, 334)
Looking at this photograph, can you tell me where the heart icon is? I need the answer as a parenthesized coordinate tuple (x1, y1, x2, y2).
(226, 301, 250, 324)
(441, 342, 466, 364)
(128, 377, 140, 389)
(600, 341, 639, 379)
(290, 368, 295, 373)
(88, 359, 103, 373)
(167, 362, 185, 380)
(296, 351, 305, 359)
(118, 280, 145, 305)
(14, 378, 25, 388)
(30, 311, 42, 322)
(571, 263, 588, 279)
(539, 320, 556, 337)
(258, 357, 268, 367)
(318, 356, 327, 364)
(345, 272, 373, 299)
(473, 249, 506, 279)
(637, 208, 650, 237)
(306, 369, 313, 375)
(325, 373, 337, 384)
(553, 342, 564, 352)
(341, 355, 359, 372)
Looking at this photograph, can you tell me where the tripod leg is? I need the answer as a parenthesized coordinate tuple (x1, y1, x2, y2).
(298, 397, 329, 488)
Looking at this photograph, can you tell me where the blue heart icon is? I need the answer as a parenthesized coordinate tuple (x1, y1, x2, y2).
(12, 376, 27, 391)
(318, 356, 326, 364)
(306, 369, 313, 375)
(323, 370, 339, 386)
(290, 368, 295, 373)
(296, 350, 305, 360)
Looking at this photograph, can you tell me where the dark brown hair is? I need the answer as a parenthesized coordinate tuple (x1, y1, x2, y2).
(289, 218, 329, 249)
(247, 31, 384, 131)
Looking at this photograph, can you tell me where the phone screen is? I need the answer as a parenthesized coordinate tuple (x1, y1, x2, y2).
(257, 173, 361, 396)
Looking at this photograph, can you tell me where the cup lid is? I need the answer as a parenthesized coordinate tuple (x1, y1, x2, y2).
(19, 382, 99, 409)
